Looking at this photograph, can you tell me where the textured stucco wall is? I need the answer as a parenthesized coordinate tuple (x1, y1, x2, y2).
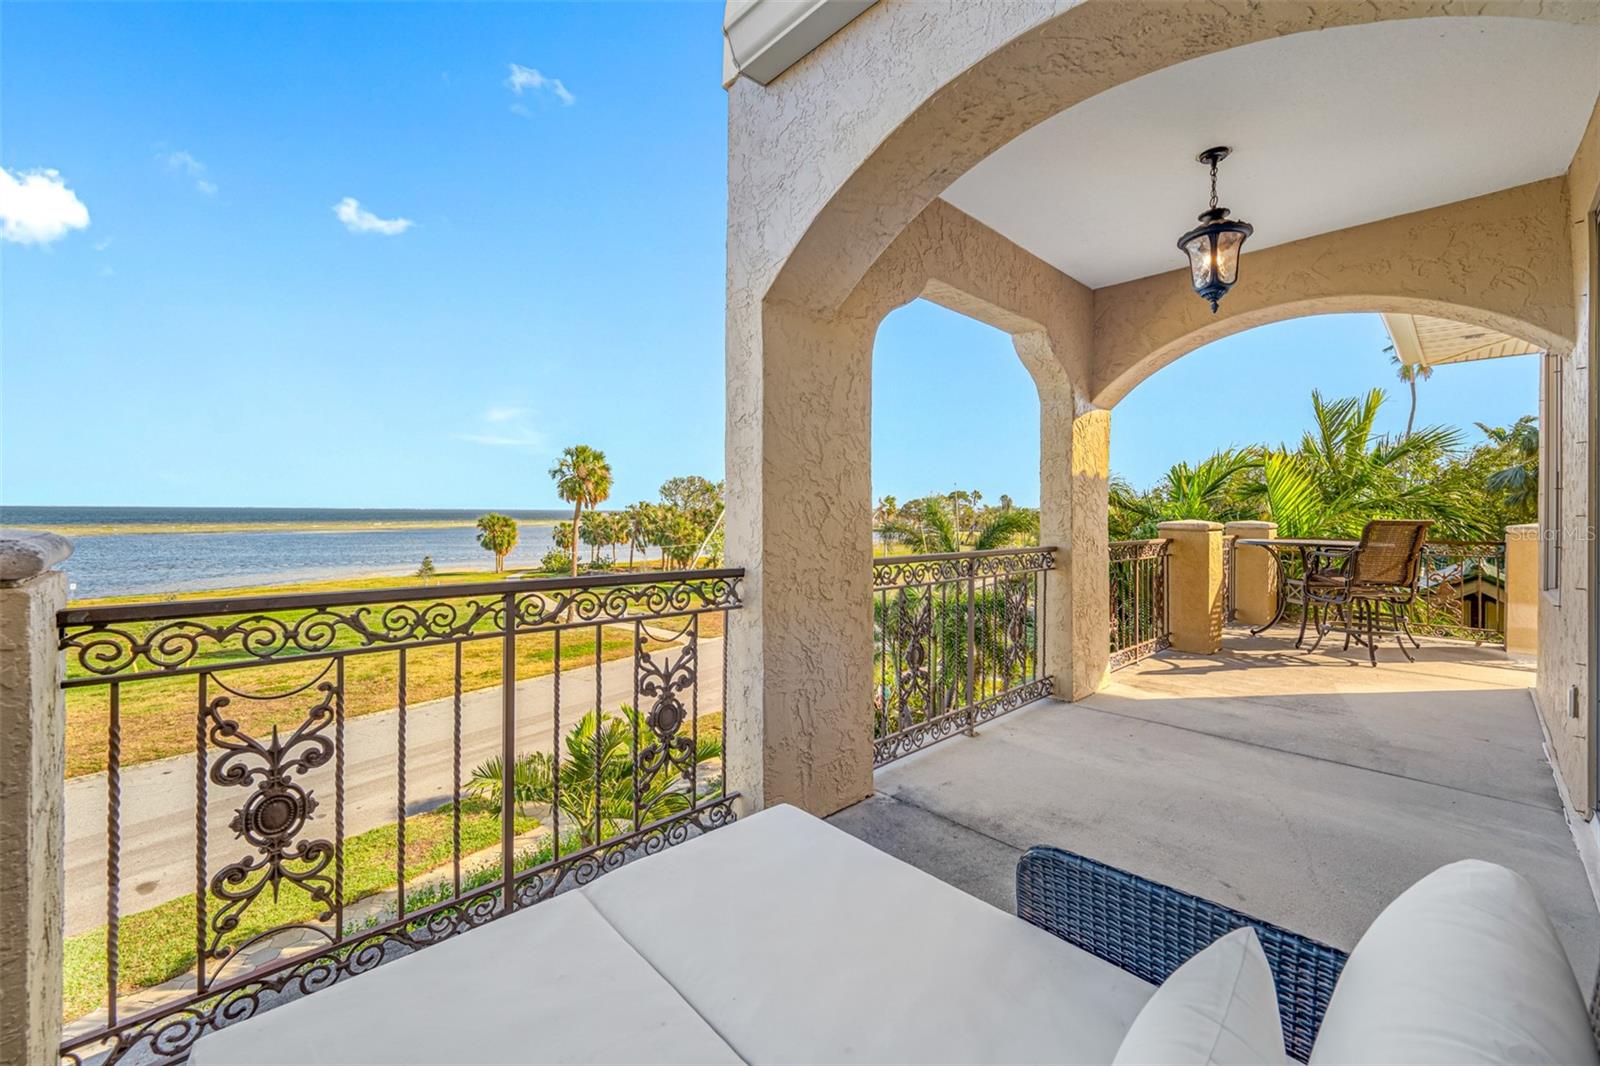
(727, 0, 1599, 818)
(0, 570, 67, 1066)
(1092, 178, 1577, 407)
(1537, 93, 1600, 817)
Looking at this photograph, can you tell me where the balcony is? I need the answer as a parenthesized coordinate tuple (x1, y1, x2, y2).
(836, 627, 1596, 976)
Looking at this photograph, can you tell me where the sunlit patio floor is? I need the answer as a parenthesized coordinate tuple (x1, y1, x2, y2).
(830, 628, 1600, 980)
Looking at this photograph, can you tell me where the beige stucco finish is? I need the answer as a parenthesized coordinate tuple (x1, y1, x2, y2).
(1159, 522, 1224, 654)
(1505, 523, 1540, 657)
(1091, 179, 1576, 407)
(0, 569, 67, 1066)
(727, 0, 1599, 818)
(1224, 521, 1279, 628)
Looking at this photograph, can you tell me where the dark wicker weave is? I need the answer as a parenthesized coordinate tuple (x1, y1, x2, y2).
(1016, 847, 1348, 1062)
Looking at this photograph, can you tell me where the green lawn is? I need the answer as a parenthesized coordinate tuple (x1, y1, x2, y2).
(63, 798, 537, 1022)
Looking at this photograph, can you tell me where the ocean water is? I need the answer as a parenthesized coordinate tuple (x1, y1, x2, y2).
(0, 507, 581, 599)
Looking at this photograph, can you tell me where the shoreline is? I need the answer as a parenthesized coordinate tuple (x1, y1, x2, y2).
(25, 518, 561, 537)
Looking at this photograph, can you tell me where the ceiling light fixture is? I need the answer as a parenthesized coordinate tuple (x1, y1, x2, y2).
(1177, 146, 1253, 313)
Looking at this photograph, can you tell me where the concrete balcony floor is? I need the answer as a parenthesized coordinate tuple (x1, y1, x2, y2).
(830, 628, 1600, 979)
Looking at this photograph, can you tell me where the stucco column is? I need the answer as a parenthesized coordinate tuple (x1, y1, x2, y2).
(1223, 521, 1278, 627)
(1066, 405, 1110, 698)
(1158, 521, 1223, 654)
(1504, 523, 1539, 657)
(0, 530, 71, 1066)
(724, 301, 875, 817)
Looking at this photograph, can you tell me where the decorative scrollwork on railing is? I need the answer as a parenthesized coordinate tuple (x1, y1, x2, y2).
(1108, 539, 1170, 670)
(636, 639, 696, 778)
(60, 573, 743, 679)
(1410, 541, 1507, 645)
(205, 673, 340, 959)
(872, 547, 1054, 591)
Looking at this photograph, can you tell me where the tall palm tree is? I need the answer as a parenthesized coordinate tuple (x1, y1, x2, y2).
(549, 445, 613, 581)
(1387, 346, 1434, 438)
(885, 499, 1036, 552)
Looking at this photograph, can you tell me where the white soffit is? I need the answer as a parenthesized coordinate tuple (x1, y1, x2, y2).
(1382, 313, 1543, 368)
(941, 17, 1600, 290)
(723, 0, 876, 87)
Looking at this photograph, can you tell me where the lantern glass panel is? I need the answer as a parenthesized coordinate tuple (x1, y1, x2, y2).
(1215, 229, 1245, 284)
(1183, 233, 1214, 289)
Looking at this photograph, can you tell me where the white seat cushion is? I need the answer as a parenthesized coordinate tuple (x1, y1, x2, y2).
(1112, 927, 1285, 1065)
(581, 803, 1155, 1064)
(1309, 859, 1598, 1065)
(188, 891, 741, 1065)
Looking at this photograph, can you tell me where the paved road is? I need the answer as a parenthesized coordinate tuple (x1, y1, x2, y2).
(63, 638, 725, 936)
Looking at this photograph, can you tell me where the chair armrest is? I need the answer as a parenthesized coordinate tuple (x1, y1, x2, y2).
(1016, 846, 1348, 1062)
(1306, 545, 1356, 578)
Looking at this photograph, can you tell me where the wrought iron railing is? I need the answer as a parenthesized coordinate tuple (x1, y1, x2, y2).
(1109, 539, 1170, 670)
(57, 568, 742, 1065)
(1410, 540, 1508, 646)
(871, 547, 1053, 765)
(1221, 534, 1237, 625)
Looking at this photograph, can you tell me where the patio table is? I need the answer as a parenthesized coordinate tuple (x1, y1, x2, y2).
(1233, 537, 1357, 646)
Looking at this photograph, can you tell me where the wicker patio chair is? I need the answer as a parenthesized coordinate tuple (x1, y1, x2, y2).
(1016, 847, 1348, 1062)
(1303, 519, 1432, 666)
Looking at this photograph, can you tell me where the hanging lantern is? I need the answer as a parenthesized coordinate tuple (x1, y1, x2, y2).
(1177, 147, 1253, 313)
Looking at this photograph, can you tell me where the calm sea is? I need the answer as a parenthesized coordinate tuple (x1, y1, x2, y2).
(0, 506, 573, 600)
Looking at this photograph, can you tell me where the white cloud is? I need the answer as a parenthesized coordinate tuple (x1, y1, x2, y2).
(332, 197, 413, 236)
(0, 166, 90, 245)
(159, 150, 217, 195)
(460, 405, 543, 449)
(505, 63, 574, 107)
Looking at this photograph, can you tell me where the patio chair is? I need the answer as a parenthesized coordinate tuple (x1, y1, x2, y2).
(1303, 518, 1432, 666)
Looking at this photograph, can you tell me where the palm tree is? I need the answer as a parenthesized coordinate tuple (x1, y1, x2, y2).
(884, 499, 1036, 552)
(468, 705, 721, 847)
(1387, 346, 1435, 438)
(1109, 450, 1259, 538)
(549, 445, 613, 581)
(1476, 416, 1539, 518)
(474, 513, 519, 573)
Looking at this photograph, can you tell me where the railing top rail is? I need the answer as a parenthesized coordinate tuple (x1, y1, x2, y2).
(1422, 539, 1506, 549)
(874, 545, 1057, 565)
(59, 566, 746, 626)
(1109, 538, 1170, 548)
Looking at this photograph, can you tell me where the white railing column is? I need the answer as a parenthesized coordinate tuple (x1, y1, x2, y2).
(0, 530, 71, 1066)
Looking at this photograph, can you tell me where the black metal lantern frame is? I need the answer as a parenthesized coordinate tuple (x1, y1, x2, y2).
(1177, 147, 1253, 313)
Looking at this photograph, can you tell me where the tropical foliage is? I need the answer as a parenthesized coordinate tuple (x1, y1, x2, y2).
(467, 704, 720, 847)
(877, 494, 1038, 554)
(1108, 389, 1536, 541)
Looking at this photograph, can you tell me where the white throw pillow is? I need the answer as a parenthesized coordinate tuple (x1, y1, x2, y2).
(1113, 927, 1286, 1065)
(1309, 859, 1598, 1065)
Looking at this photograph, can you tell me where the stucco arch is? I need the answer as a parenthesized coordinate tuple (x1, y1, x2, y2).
(760, 0, 1597, 319)
(1090, 179, 1574, 407)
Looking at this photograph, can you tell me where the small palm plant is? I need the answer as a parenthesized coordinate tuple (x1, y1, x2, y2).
(468, 704, 721, 848)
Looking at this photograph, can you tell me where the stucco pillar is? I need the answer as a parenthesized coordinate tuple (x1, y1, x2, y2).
(1504, 523, 1539, 657)
(1158, 521, 1223, 654)
(0, 530, 70, 1066)
(1223, 521, 1278, 627)
(724, 301, 874, 818)
(1066, 405, 1111, 698)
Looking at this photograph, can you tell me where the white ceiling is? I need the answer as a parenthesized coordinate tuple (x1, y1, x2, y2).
(941, 17, 1600, 290)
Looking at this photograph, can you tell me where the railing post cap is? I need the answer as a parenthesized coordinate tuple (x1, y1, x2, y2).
(1505, 523, 1540, 538)
(1156, 520, 1223, 532)
(1223, 520, 1276, 534)
(0, 527, 73, 585)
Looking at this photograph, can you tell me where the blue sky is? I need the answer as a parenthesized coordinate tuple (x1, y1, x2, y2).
(1, 4, 1538, 511)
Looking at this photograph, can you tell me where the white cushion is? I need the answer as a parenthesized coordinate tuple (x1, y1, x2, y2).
(1309, 859, 1598, 1066)
(188, 891, 741, 1065)
(581, 803, 1155, 1064)
(1112, 927, 1285, 1065)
